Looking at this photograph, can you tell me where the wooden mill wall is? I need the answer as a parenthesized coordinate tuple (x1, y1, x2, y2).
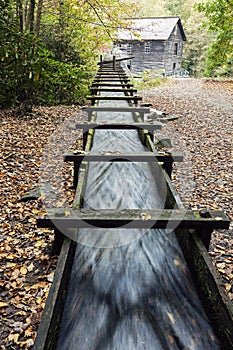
(114, 24, 185, 76)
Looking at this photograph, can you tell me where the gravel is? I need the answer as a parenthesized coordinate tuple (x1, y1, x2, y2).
(142, 78, 233, 300)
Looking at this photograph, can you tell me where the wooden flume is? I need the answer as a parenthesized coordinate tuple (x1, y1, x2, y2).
(33, 57, 233, 350)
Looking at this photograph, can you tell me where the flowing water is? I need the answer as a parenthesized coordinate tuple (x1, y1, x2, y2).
(56, 96, 220, 349)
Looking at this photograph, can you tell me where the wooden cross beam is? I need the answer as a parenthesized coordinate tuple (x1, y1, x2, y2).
(37, 208, 230, 231)
(93, 78, 131, 82)
(91, 83, 134, 88)
(98, 56, 134, 65)
(89, 88, 137, 96)
(83, 106, 150, 120)
(75, 121, 162, 149)
(96, 73, 128, 77)
(87, 95, 142, 106)
(64, 151, 183, 188)
(75, 121, 162, 133)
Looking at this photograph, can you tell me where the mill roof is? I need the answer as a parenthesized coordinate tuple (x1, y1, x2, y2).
(117, 17, 186, 41)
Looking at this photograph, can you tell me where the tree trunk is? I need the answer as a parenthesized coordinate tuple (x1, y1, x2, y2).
(28, 0, 35, 32)
(35, 0, 43, 36)
(16, 0, 24, 32)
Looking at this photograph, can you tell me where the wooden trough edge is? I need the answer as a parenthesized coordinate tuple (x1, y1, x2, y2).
(33, 68, 233, 350)
(33, 239, 76, 350)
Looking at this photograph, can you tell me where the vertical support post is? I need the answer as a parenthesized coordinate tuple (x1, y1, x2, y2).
(83, 131, 88, 150)
(51, 229, 64, 256)
(100, 55, 103, 69)
(113, 55, 116, 70)
(196, 229, 212, 251)
(133, 97, 138, 106)
(163, 159, 173, 178)
(73, 161, 81, 188)
(87, 111, 92, 122)
(197, 210, 212, 250)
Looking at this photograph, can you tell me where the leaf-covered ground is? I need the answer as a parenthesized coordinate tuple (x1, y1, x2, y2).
(0, 79, 232, 348)
(143, 78, 233, 300)
(0, 106, 83, 348)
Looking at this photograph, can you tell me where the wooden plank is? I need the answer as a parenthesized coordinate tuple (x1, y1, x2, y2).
(90, 88, 137, 93)
(83, 106, 150, 113)
(91, 83, 134, 87)
(37, 209, 230, 231)
(93, 78, 131, 82)
(176, 228, 233, 348)
(87, 96, 142, 105)
(75, 122, 162, 133)
(83, 106, 150, 121)
(33, 239, 76, 350)
(64, 151, 183, 187)
(96, 73, 128, 76)
(97, 56, 134, 65)
(63, 151, 183, 163)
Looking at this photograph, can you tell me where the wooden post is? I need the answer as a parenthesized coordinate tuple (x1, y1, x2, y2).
(100, 55, 103, 69)
(51, 229, 64, 256)
(73, 161, 82, 188)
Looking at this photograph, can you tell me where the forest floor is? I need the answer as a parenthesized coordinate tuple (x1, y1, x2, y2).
(0, 78, 232, 348)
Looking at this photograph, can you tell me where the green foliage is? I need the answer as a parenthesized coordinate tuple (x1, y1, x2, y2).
(130, 0, 168, 16)
(195, 0, 233, 76)
(181, 9, 213, 77)
(0, 0, 135, 110)
(131, 70, 169, 90)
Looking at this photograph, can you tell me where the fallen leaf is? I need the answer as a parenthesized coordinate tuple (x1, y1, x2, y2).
(20, 266, 28, 275)
(167, 334, 175, 344)
(8, 333, 19, 343)
(0, 302, 8, 308)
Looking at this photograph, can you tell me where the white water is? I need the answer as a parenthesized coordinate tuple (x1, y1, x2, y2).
(56, 97, 220, 349)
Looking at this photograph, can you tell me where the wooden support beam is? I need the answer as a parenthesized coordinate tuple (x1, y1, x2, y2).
(64, 151, 183, 163)
(75, 121, 162, 149)
(87, 95, 142, 106)
(82, 106, 150, 121)
(91, 83, 134, 88)
(90, 88, 137, 96)
(97, 56, 134, 65)
(64, 151, 183, 187)
(37, 208, 230, 231)
(93, 78, 131, 82)
(96, 73, 128, 77)
(75, 121, 162, 133)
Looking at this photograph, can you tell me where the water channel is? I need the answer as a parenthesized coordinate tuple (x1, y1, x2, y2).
(56, 96, 220, 350)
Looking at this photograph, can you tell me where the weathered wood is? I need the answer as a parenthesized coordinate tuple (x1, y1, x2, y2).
(83, 106, 150, 113)
(176, 229, 233, 348)
(93, 78, 131, 82)
(90, 88, 137, 95)
(37, 208, 230, 231)
(33, 239, 76, 350)
(114, 18, 186, 75)
(64, 150, 183, 187)
(75, 121, 162, 133)
(78, 120, 161, 150)
(83, 106, 150, 121)
(87, 95, 142, 106)
(33, 64, 233, 350)
(64, 151, 183, 163)
(96, 73, 128, 77)
(97, 56, 134, 65)
(91, 83, 134, 87)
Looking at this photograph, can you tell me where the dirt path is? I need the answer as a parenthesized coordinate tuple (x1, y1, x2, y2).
(142, 78, 233, 301)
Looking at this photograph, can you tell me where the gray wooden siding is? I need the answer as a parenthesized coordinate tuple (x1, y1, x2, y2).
(114, 24, 185, 75)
